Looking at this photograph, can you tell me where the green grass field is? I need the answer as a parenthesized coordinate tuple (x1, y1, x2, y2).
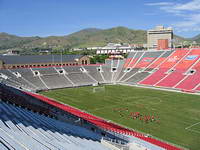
(39, 85, 200, 150)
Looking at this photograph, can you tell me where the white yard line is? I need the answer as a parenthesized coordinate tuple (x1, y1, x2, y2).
(185, 121, 200, 130)
(185, 121, 200, 134)
(187, 129, 200, 134)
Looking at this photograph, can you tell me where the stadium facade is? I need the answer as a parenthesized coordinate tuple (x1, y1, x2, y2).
(0, 54, 90, 69)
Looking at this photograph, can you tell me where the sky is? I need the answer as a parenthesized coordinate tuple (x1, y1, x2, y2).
(0, 0, 200, 38)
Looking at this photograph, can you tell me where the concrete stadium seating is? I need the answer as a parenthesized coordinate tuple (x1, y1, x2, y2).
(83, 65, 105, 83)
(41, 74, 73, 89)
(101, 60, 112, 83)
(0, 100, 110, 150)
(32, 67, 58, 75)
(66, 72, 97, 86)
(1, 49, 200, 93)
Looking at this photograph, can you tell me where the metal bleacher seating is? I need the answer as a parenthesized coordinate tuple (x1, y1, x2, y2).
(1, 49, 200, 93)
(0, 100, 110, 150)
(83, 65, 105, 83)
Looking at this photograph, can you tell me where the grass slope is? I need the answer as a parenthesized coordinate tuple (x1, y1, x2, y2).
(40, 85, 200, 150)
(0, 32, 40, 50)
(0, 27, 189, 51)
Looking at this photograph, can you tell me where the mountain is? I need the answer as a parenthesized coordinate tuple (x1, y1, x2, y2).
(0, 32, 40, 50)
(190, 34, 200, 42)
(0, 27, 192, 52)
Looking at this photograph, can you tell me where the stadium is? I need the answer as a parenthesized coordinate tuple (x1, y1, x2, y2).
(1, 48, 200, 150)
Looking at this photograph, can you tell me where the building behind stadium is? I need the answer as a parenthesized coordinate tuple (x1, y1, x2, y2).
(0, 54, 90, 69)
(147, 25, 173, 50)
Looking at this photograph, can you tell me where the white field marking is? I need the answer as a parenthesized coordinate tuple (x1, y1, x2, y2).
(154, 49, 192, 86)
(187, 129, 200, 134)
(121, 52, 146, 82)
(185, 121, 200, 130)
(173, 58, 200, 88)
(185, 121, 200, 134)
(117, 52, 138, 81)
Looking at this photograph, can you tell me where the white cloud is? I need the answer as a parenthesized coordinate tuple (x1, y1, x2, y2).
(174, 0, 200, 11)
(174, 14, 200, 32)
(146, 0, 200, 33)
(145, 2, 174, 6)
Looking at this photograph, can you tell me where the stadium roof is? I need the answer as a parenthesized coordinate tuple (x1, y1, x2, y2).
(0, 54, 84, 64)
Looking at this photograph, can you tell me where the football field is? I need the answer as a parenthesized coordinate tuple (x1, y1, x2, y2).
(40, 85, 200, 150)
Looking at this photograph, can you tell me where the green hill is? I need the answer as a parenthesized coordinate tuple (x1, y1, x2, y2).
(0, 32, 40, 50)
(0, 27, 193, 52)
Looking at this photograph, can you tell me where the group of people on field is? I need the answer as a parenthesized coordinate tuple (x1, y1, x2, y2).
(113, 107, 160, 124)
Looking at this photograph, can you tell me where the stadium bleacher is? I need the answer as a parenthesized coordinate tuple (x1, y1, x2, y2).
(0, 100, 111, 150)
(83, 65, 105, 83)
(1, 49, 200, 93)
(1, 49, 200, 92)
(1, 49, 193, 150)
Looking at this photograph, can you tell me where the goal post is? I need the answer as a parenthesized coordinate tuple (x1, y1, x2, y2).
(92, 86, 105, 93)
